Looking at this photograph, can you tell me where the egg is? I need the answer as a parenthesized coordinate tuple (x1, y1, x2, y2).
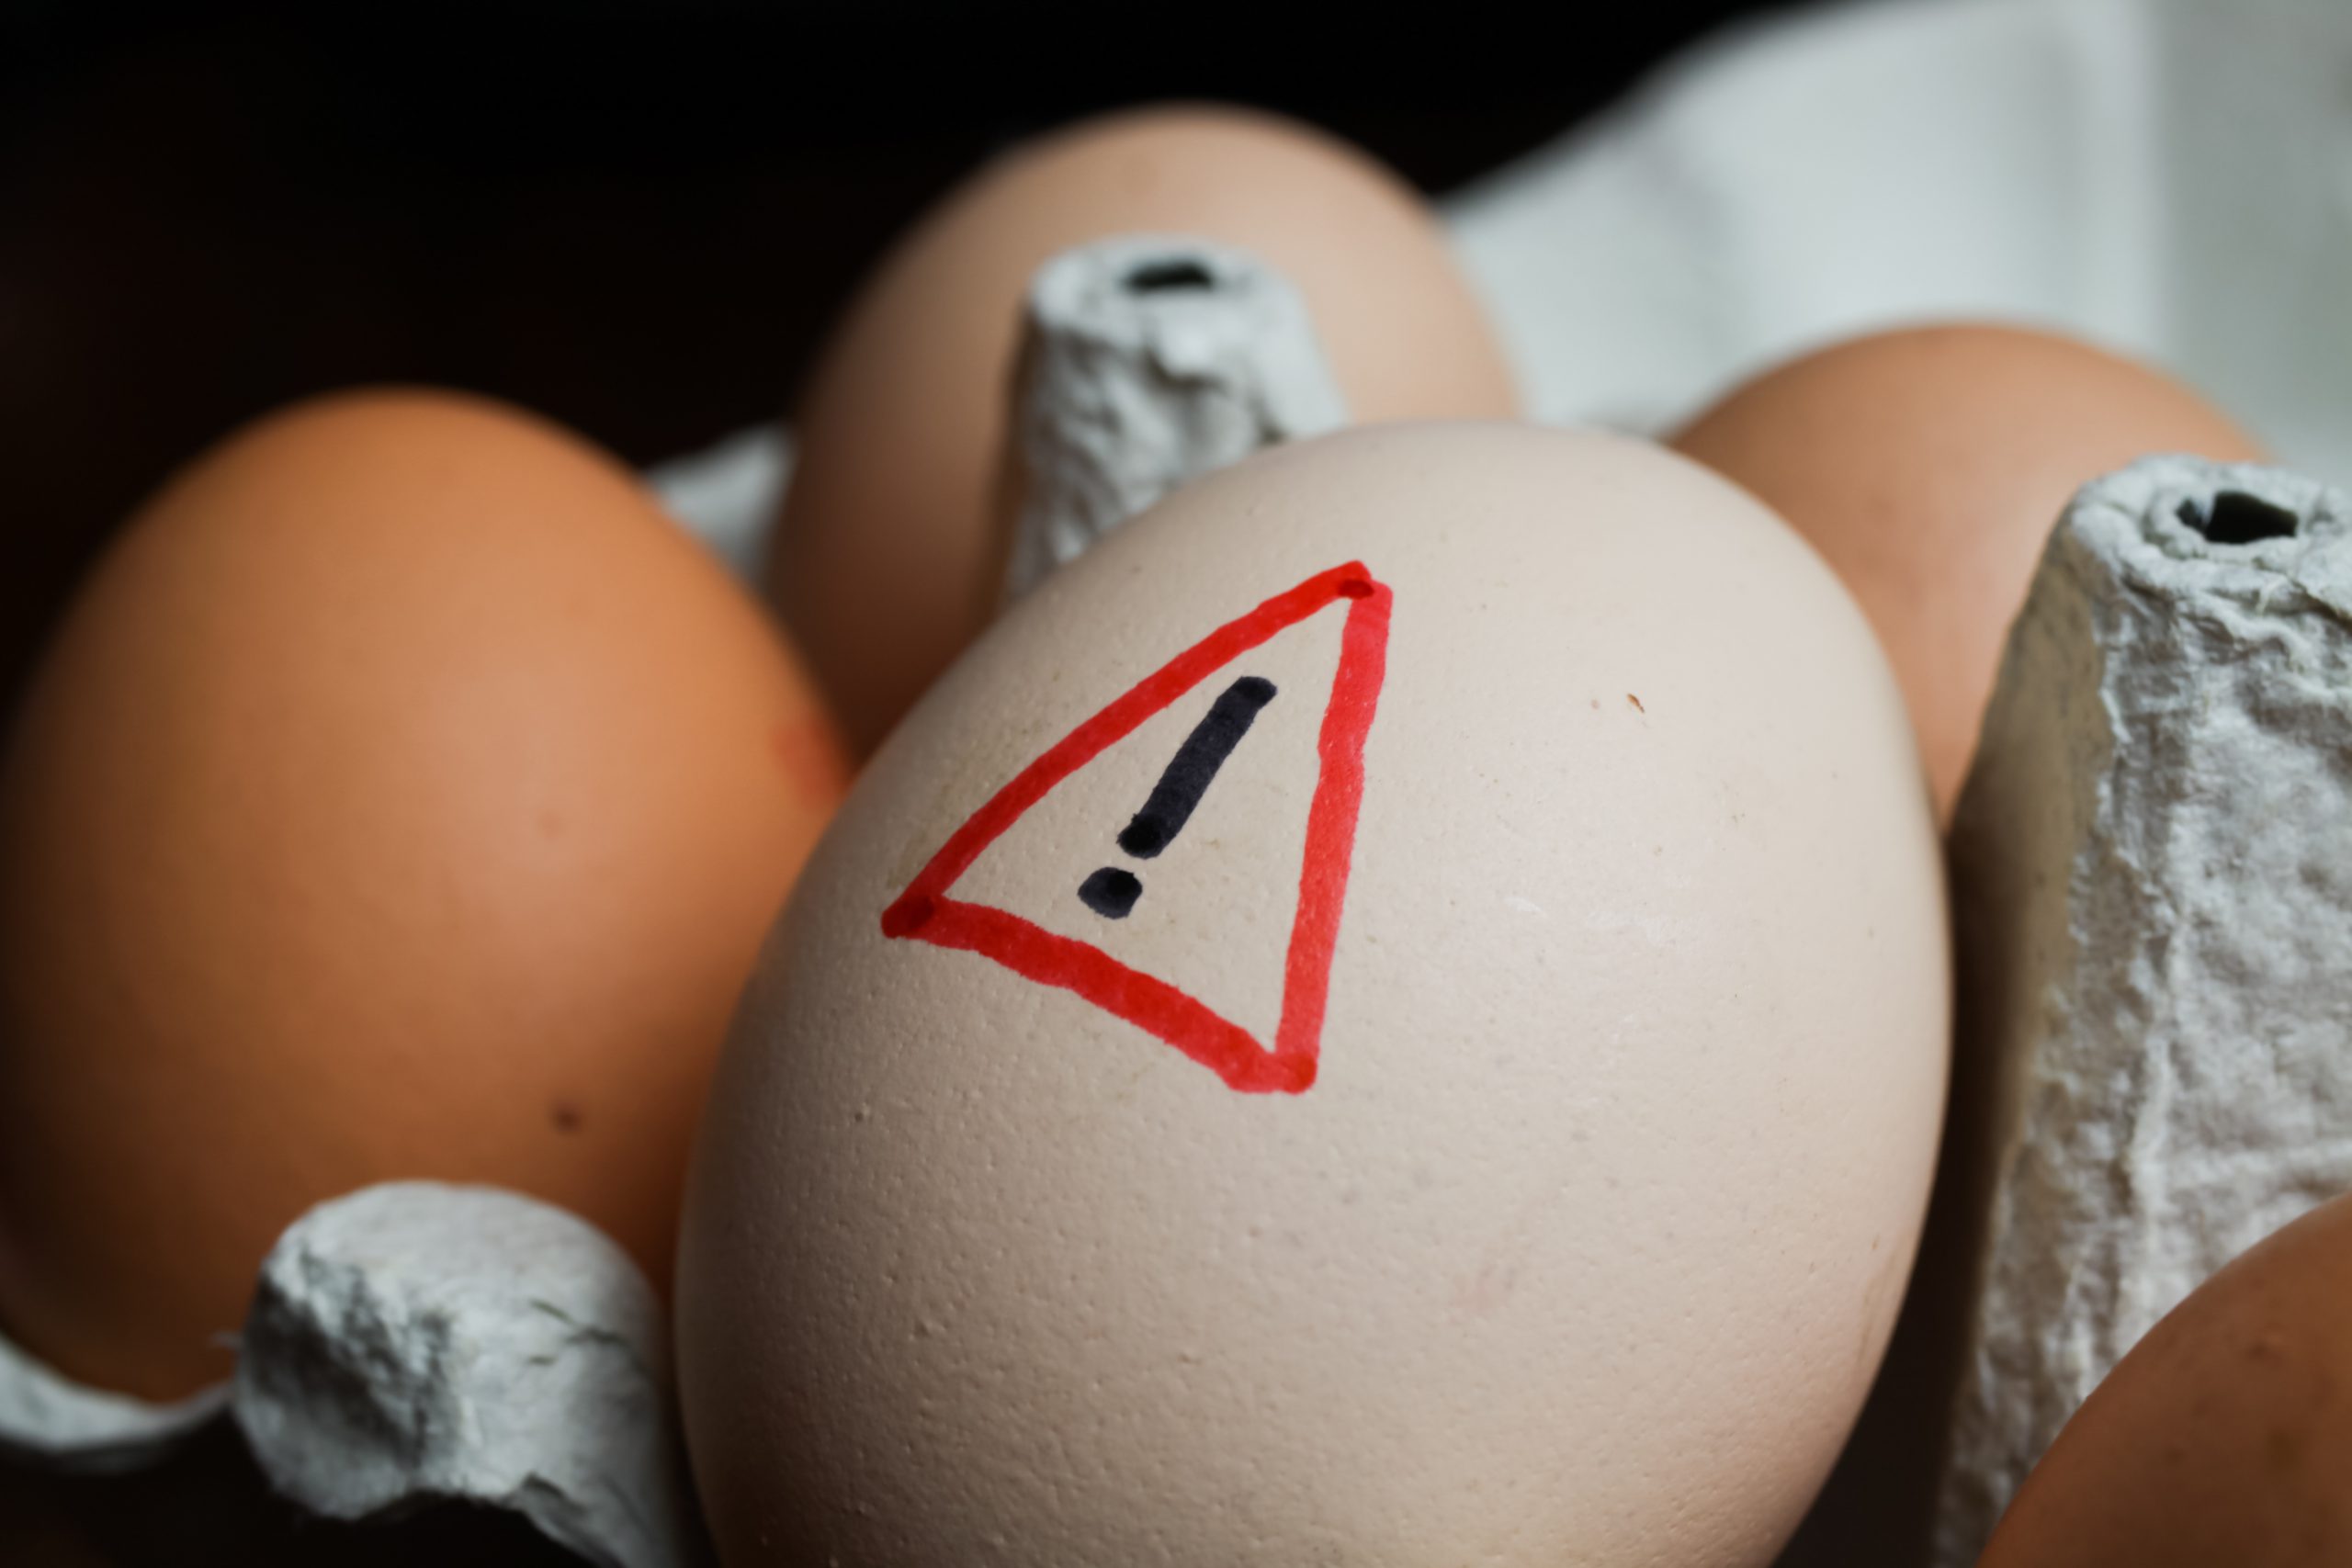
(681, 423, 1949, 1566)
(769, 102, 1521, 757)
(0, 389, 848, 1402)
(1977, 1191, 2352, 1565)
(1669, 323, 2262, 820)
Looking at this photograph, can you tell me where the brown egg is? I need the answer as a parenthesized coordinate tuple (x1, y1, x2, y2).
(1670, 323, 2261, 820)
(0, 389, 848, 1401)
(771, 102, 1521, 756)
(1978, 1191, 2352, 1566)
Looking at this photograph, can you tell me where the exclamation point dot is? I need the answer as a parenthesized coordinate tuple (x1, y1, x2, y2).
(1079, 867, 1143, 919)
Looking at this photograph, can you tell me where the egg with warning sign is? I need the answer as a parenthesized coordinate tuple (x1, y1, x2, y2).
(679, 423, 1948, 1566)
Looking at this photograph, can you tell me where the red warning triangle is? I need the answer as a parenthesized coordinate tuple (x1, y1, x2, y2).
(880, 562, 1393, 1094)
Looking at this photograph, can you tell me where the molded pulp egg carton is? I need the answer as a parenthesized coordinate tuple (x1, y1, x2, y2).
(6, 1, 2348, 1563)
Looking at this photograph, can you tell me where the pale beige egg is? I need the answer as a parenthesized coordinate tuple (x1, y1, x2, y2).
(683, 422, 1948, 1566)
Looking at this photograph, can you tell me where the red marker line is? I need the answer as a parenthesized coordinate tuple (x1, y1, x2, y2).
(907, 899, 1305, 1093)
(1273, 577, 1390, 1081)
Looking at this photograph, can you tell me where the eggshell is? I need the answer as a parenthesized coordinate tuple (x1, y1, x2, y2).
(770, 103, 1521, 756)
(1669, 323, 2263, 820)
(680, 423, 1949, 1566)
(0, 389, 848, 1402)
(1977, 1191, 2352, 1566)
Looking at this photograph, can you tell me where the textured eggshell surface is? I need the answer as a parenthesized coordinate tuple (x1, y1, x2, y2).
(0, 390, 848, 1403)
(770, 103, 1521, 757)
(1978, 1192, 2352, 1567)
(680, 423, 1950, 1567)
(1670, 323, 2263, 820)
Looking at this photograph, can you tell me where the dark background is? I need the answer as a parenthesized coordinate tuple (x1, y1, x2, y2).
(2, 3, 1777, 1562)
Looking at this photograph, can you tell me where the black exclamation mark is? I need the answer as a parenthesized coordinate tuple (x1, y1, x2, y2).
(1079, 675, 1278, 919)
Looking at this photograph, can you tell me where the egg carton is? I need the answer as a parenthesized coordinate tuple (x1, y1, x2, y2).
(1931, 457, 2352, 1563)
(0, 1184, 703, 1566)
(9, 0, 2352, 1562)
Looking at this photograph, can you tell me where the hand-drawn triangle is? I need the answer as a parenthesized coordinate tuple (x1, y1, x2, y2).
(880, 561, 1393, 1094)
